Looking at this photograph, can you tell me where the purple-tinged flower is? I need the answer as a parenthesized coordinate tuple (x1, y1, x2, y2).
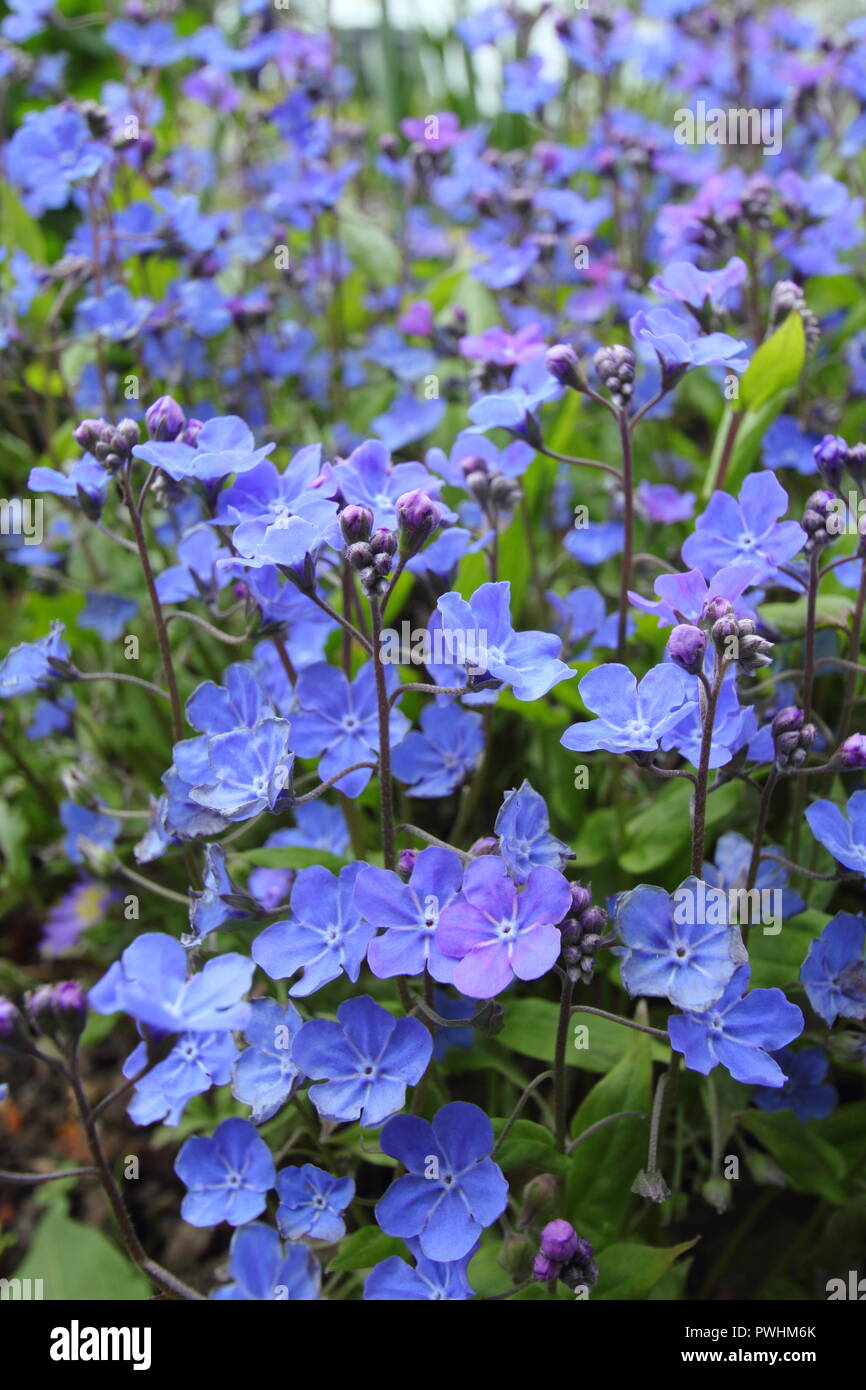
(636, 480, 696, 524)
(276, 1164, 354, 1243)
(89, 933, 252, 1034)
(364, 1238, 476, 1301)
(667, 623, 707, 675)
(616, 878, 747, 1012)
(145, 395, 186, 441)
(291, 661, 409, 798)
(0, 622, 70, 698)
(630, 306, 750, 381)
(813, 433, 849, 488)
(669, 965, 804, 1087)
(376, 1102, 508, 1261)
(252, 864, 373, 998)
(753, 1047, 837, 1121)
(494, 779, 573, 883)
(805, 791, 866, 873)
(429, 581, 574, 703)
(401, 111, 463, 152)
(232, 997, 304, 1124)
(292, 995, 432, 1127)
(396, 489, 442, 554)
(561, 662, 698, 755)
(7, 105, 110, 215)
(564, 520, 625, 566)
(187, 843, 252, 942)
(459, 323, 547, 369)
(132, 416, 276, 484)
(211, 1223, 321, 1301)
(355, 847, 464, 983)
(800, 913, 866, 1026)
(391, 702, 483, 798)
(682, 474, 806, 583)
(649, 257, 747, 316)
(840, 734, 866, 768)
(629, 563, 759, 630)
(40, 879, 114, 957)
(123, 1032, 236, 1127)
(330, 440, 444, 532)
(466, 357, 562, 438)
(175, 1117, 275, 1227)
(437, 857, 572, 999)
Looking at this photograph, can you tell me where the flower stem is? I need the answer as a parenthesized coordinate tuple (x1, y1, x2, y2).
(553, 973, 574, 1151)
(369, 598, 396, 872)
(690, 663, 725, 875)
(120, 470, 184, 745)
(617, 408, 634, 660)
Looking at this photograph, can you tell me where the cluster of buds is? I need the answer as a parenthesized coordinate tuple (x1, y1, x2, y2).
(801, 489, 841, 551)
(395, 489, 441, 557)
(769, 279, 820, 352)
(772, 706, 816, 769)
(667, 622, 707, 675)
(592, 344, 636, 409)
(460, 455, 521, 519)
(711, 612, 774, 674)
(812, 433, 866, 506)
(0, 982, 88, 1055)
(532, 1220, 598, 1290)
(73, 416, 140, 473)
(341, 505, 397, 599)
(558, 882, 608, 985)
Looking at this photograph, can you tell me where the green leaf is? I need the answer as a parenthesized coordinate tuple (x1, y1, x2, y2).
(564, 1033, 652, 1245)
(619, 780, 741, 875)
(759, 593, 855, 637)
(498, 997, 667, 1074)
(747, 907, 826, 990)
(339, 211, 401, 287)
(592, 1239, 698, 1300)
(735, 313, 806, 415)
(233, 845, 349, 873)
(490, 1118, 567, 1175)
(327, 1226, 406, 1272)
(738, 1109, 848, 1203)
(12, 1205, 150, 1300)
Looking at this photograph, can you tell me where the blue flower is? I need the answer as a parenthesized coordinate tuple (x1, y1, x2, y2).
(40, 878, 111, 956)
(753, 1047, 837, 1121)
(252, 863, 374, 997)
(89, 933, 252, 1034)
(364, 1238, 476, 1300)
(173, 717, 293, 821)
(805, 791, 866, 873)
(175, 1118, 275, 1227)
(355, 846, 464, 983)
(76, 285, 152, 342)
(291, 661, 409, 798)
(630, 562, 760, 630)
(495, 779, 574, 883)
(564, 521, 625, 566)
(77, 593, 139, 642)
(467, 358, 561, 436)
(375, 1102, 508, 1261)
(615, 878, 747, 1011)
(761, 415, 822, 474)
(232, 997, 305, 1123)
(561, 662, 698, 755)
(0, 622, 70, 698)
(800, 913, 866, 1025)
(104, 18, 188, 67)
(669, 965, 804, 1086)
(391, 702, 484, 798)
(292, 995, 432, 1127)
(29, 456, 108, 510)
(704, 831, 804, 921)
(649, 257, 748, 316)
(275, 1164, 354, 1242)
(682, 473, 805, 583)
(60, 801, 120, 865)
(122, 1032, 236, 1127)
(502, 55, 559, 113)
(428, 581, 574, 703)
(215, 445, 337, 542)
(133, 416, 275, 484)
(331, 439, 444, 531)
(630, 305, 750, 376)
(211, 1223, 321, 1301)
(188, 843, 252, 942)
(7, 105, 110, 215)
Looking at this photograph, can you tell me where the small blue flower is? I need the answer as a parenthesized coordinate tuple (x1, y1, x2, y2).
(704, 831, 804, 921)
(561, 662, 698, 755)
(355, 846, 464, 983)
(7, 105, 110, 215)
(275, 1164, 355, 1242)
(188, 843, 252, 942)
(291, 661, 409, 798)
(800, 913, 866, 1025)
(123, 1032, 236, 1127)
(211, 1223, 321, 1301)
(175, 1117, 276, 1227)
(364, 1238, 476, 1300)
(495, 779, 573, 882)
(805, 791, 866, 874)
(252, 863, 374, 997)
(292, 995, 432, 1127)
(682, 473, 806, 583)
(669, 965, 804, 1086)
(0, 622, 70, 698)
(232, 997, 305, 1123)
(615, 878, 747, 1011)
(133, 416, 275, 485)
(89, 933, 252, 1034)
(753, 1047, 837, 1121)
(391, 702, 484, 798)
(60, 801, 121, 865)
(375, 1101, 508, 1261)
(174, 717, 293, 822)
(77, 593, 139, 642)
(630, 305, 750, 376)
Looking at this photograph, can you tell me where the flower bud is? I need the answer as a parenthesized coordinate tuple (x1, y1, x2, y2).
(370, 528, 398, 557)
(813, 433, 849, 488)
(396, 489, 442, 554)
(545, 343, 581, 390)
(840, 733, 866, 769)
(397, 848, 419, 880)
(568, 881, 592, 916)
(345, 542, 374, 571)
(540, 1219, 579, 1264)
(532, 1253, 559, 1282)
(667, 623, 707, 675)
(517, 1173, 558, 1229)
(593, 344, 635, 407)
(144, 395, 185, 442)
(340, 505, 374, 546)
(772, 706, 804, 736)
(28, 981, 88, 1043)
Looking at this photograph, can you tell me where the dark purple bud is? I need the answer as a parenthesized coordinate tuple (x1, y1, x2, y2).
(772, 706, 804, 736)
(116, 418, 140, 449)
(0, 998, 28, 1046)
(847, 442, 866, 481)
(469, 836, 498, 857)
(532, 1253, 560, 1282)
(180, 417, 204, 447)
(459, 454, 488, 482)
(370, 528, 398, 557)
(540, 1219, 579, 1264)
(701, 595, 733, 627)
(568, 882, 592, 916)
(29, 981, 88, 1042)
(840, 733, 866, 769)
(145, 395, 186, 442)
(397, 848, 419, 880)
(545, 343, 581, 390)
(73, 417, 105, 453)
(340, 504, 374, 545)
(813, 433, 849, 487)
(579, 905, 607, 935)
(396, 489, 442, 554)
(667, 623, 707, 675)
(559, 1236, 598, 1290)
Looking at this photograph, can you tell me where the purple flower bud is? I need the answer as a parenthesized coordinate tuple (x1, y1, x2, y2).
(772, 706, 804, 736)
(468, 836, 498, 857)
(568, 882, 592, 916)
(840, 733, 866, 769)
(540, 1219, 579, 1264)
(459, 454, 489, 481)
(180, 418, 204, 447)
(532, 1253, 560, 1282)
(579, 906, 607, 935)
(847, 442, 866, 481)
(145, 395, 186, 442)
(397, 848, 419, 880)
(813, 433, 849, 487)
(73, 418, 106, 453)
(398, 301, 434, 337)
(701, 596, 733, 627)
(340, 504, 374, 545)
(0, 998, 22, 1040)
(345, 542, 374, 571)
(396, 489, 442, 553)
(370, 528, 398, 557)
(29, 981, 88, 1042)
(667, 623, 707, 675)
(545, 343, 581, 390)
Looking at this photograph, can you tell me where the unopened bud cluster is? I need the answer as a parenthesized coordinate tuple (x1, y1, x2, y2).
(769, 280, 820, 352)
(592, 344, 636, 408)
(711, 611, 774, 674)
(532, 1220, 598, 1289)
(342, 506, 398, 599)
(558, 882, 607, 985)
(460, 455, 520, 517)
(771, 706, 816, 769)
(802, 489, 840, 551)
(74, 416, 140, 473)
